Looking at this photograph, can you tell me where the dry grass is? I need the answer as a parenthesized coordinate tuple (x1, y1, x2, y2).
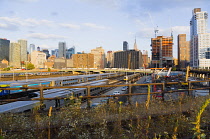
(0, 96, 209, 139)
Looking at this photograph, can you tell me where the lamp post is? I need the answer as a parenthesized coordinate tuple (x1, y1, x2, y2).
(25, 61, 28, 82)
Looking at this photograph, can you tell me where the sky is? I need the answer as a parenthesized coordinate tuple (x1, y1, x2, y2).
(0, 0, 210, 58)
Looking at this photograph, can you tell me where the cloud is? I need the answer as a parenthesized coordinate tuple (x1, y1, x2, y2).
(26, 33, 67, 40)
(83, 23, 109, 30)
(60, 23, 80, 29)
(0, 17, 54, 28)
(0, 23, 19, 31)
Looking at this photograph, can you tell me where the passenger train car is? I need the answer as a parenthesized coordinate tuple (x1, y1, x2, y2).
(0, 79, 109, 113)
(0, 72, 123, 98)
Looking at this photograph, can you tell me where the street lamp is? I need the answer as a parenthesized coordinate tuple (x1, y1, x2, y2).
(25, 61, 28, 82)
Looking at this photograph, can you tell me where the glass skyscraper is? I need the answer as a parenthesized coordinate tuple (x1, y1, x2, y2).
(0, 38, 10, 61)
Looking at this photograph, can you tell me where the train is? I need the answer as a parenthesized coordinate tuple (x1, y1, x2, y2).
(123, 73, 141, 82)
(0, 72, 124, 97)
(0, 79, 109, 113)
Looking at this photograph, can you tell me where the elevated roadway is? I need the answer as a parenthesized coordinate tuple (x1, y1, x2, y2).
(59, 68, 152, 74)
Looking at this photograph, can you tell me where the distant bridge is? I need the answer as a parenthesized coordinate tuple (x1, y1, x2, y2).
(59, 68, 153, 74)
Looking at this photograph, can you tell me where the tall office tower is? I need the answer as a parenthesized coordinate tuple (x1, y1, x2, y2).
(91, 46, 105, 69)
(134, 38, 138, 51)
(113, 50, 143, 69)
(178, 34, 190, 68)
(29, 44, 35, 54)
(42, 49, 50, 59)
(9, 42, 21, 68)
(18, 39, 27, 62)
(123, 41, 128, 51)
(142, 50, 149, 68)
(51, 49, 59, 57)
(37, 46, 40, 51)
(106, 51, 114, 68)
(151, 36, 173, 68)
(190, 8, 210, 68)
(0, 38, 10, 61)
(66, 46, 75, 59)
(58, 42, 66, 58)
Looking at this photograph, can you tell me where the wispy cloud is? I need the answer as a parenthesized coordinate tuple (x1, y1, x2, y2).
(83, 23, 110, 30)
(60, 23, 80, 29)
(0, 17, 54, 28)
(26, 33, 67, 40)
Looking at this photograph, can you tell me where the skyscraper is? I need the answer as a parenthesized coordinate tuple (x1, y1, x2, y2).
(178, 34, 190, 68)
(123, 41, 128, 51)
(91, 46, 105, 69)
(51, 49, 59, 57)
(58, 42, 66, 58)
(29, 44, 35, 54)
(18, 39, 27, 62)
(66, 46, 75, 59)
(37, 46, 40, 51)
(0, 38, 10, 61)
(9, 42, 21, 68)
(151, 36, 173, 68)
(190, 8, 210, 68)
(42, 49, 50, 59)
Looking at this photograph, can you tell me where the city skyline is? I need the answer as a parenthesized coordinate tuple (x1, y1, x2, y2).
(0, 0, 210, 58)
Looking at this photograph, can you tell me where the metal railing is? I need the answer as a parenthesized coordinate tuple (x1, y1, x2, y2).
(1, 79, 210, 108)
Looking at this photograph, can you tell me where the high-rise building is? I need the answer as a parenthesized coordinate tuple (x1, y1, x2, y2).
(178, 34, 190, 68)
(190, 8, 210, 68)
(91, 46, 105, 69)
(58, 42, 66, 58)
(123, 41, 128, 51)
(37, 46, 40, 51)
(142, 50, 149, 68)
(42, 49, 50, 59)
(113, 50, 143, 69)
(72, 53, 94, 68)
(29, 44, 35, 54)
(151, 36, 173, 68)
(106, 51, 114, 68)
(9, 42, 21, 68)
(51, 49, 59, 57)
(18, 39, 27, 63)
(31, 51, 46, 69)
(0, 38, 10, 61)
(66, 46, 75, 59)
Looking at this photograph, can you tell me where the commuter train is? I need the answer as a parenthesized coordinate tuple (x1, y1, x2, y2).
(0, 79, 109, 113)
(123, 73, 141, 81)
(0, 72, 124, 98)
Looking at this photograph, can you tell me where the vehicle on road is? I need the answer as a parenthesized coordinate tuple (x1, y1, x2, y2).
(113, 91, 120, 95)
(121, 86, 128, 91)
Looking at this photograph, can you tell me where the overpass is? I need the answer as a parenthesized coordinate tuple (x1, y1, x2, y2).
(58, 68, 153, 74)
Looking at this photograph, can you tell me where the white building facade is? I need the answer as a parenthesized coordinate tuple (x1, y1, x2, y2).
(190, 8, 210, 68)
(31, 51, 46, 69)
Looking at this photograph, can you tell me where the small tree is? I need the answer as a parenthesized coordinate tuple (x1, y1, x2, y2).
(26, 63, 35, 70)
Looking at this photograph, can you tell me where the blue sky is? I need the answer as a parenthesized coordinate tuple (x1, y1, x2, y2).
(0, 0, 210, 58)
